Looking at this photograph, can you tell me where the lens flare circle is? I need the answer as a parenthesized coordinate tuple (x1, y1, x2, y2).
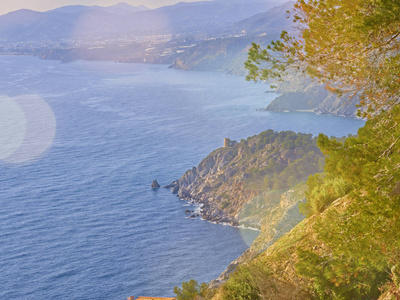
(0, 95, 56, 164)
(0, 96, 27, 159)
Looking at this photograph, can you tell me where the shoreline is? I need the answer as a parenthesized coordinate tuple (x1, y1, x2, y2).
(1, 53, 366, 121)
(175, 190, 262, 231)
(178, 195, 261, 233)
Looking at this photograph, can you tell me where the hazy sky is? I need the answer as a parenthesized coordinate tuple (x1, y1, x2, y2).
(0, 0, 209, 15)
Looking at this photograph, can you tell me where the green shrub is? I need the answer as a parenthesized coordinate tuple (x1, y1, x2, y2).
(300, 175, 352, 216)
(173, 279, 208, 300)
(297, 109, 400, 298)
(222, 262, 275, 300)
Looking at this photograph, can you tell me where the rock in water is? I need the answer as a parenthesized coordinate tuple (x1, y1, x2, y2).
(151, 180, 160, 188)
(164, 180, 179, 193)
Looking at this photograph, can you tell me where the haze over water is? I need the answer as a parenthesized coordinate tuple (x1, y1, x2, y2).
(0, 56, 364, 299)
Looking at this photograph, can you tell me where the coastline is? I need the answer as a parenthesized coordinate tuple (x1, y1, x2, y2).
(178, 194, 261, 231)
(1, 53, 365, 121)
(174, 192, 262, 290)
(0, 53, 369, 299)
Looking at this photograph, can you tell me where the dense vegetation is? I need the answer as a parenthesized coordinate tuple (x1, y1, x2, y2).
(222, 261, 275, 299)
(221, 0, 400, 299)
(219, 108, 400, 299)
(173, 279, 214, 300)
(241, 130, 324, 191)
(296, 107, 400, 299)
(173, 0, 400, 298)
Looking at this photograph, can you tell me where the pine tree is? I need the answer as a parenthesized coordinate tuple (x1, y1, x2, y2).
(245, 0, 400, 118)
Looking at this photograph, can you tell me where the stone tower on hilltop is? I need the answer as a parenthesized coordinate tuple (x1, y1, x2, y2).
(224, 138, 231, 147)
(224, 138, 237, 148)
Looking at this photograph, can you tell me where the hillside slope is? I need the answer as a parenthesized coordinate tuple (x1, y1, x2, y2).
(168, 130, 326, 287)
(170, 35, 276, 75)
(170, 2, 295, 75)
(169, 130, 323, 227)
(212, 107, 400, 299)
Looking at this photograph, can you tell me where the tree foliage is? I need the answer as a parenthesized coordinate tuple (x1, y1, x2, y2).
(173, 279, 209, 300)
(296, 106, 400, 298)
(245, 0, 400, 118)
(222, 261, 275, 300)
(246, 130, 324, 191)
(300, 174, 352, 216)
(236, 1, 400, 298)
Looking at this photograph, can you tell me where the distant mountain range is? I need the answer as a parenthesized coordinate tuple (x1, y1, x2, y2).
(49, 3, 149, 15)
(234, 1, 294, 34)
(0, 1, 357, 118)
(0, 0, 285, 41)
(169, 1, 295, 74)
(169, 35, 276, 75)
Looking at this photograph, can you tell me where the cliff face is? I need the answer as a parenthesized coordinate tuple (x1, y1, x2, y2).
(169, 130, 325, 286)
(170, 130, 323, 227)
(266, 77, 360, 117)
(173, 144, 260, 226)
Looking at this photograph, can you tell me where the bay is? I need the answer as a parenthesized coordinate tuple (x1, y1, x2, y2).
(0, 56, 364, 299)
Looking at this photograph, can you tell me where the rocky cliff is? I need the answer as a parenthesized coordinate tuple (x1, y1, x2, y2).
(266, 76, 361, 117)
(168, 130, 325, 287)
(169, 130, 323, 227)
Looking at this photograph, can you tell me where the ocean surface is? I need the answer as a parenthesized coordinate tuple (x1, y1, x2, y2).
(0, 56, 365, 299)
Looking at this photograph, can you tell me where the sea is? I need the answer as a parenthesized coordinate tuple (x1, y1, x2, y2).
(0, 56, 365, 299)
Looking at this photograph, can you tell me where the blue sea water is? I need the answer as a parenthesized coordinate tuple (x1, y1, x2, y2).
(0, 56, 365, 299)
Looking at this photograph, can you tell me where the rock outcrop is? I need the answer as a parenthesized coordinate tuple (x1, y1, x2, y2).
(266, 76, 361, 117)
(170, 130, 323, 226)
(151, 180, 160, 188)
(170, 130, 328, 286)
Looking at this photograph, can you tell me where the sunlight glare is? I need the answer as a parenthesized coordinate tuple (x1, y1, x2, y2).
(0, 96, 27, 160)
(1, 95, 56, 164)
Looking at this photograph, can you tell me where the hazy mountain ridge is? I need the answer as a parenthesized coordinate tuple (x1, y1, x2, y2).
(168, 1, 295, 74)
(165, 1, 358, 117)
(49, 3, 149, 15)
(0, 0, 283, 41)
(233, 1, 295, 34)
(170, 35, 278, 75)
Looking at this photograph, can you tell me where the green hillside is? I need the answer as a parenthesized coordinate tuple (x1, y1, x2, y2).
(173, 0, 400, 299)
